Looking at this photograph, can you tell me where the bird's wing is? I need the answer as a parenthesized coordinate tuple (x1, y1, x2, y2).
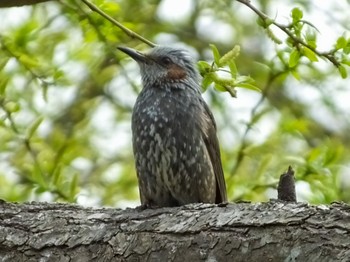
(200, 99, 227, 203)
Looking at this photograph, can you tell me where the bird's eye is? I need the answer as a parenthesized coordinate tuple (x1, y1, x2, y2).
(161, 56, 172, 65)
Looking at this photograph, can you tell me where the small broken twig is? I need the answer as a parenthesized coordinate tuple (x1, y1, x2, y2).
(277, 166, 297, 202)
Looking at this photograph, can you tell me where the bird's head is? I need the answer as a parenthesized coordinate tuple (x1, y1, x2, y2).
(118, 46, 200, 91)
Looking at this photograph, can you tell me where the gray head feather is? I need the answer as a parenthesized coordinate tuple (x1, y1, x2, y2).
(119, 46, 201, 92)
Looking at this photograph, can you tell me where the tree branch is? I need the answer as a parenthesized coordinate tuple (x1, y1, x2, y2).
(1, 0, 156, 47)
(1, 201, 350, 260)
(236, 0, 341, 67)
(0, 0, 53, 8)
(81, 0, 156, 47)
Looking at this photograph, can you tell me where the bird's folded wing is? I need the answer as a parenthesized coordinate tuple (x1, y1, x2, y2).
(200, 100, 228, 203)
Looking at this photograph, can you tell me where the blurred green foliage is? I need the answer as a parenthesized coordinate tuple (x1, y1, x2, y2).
(0, 0, 349, 206)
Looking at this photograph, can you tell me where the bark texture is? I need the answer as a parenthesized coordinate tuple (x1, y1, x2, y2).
(0, 200, 350, 261)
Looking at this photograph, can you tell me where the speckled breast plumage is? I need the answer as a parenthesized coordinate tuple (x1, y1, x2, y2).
(132, 87, 216, 207)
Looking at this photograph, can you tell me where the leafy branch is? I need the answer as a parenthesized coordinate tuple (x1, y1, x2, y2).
(0, 37, 56, 90)
(81, 0, 156, 47)
(198, 45, 260, 96)
(0, 99, 45, 187)
(236, 0, 350, 78)
(227, 1, 349, 178)
(0, 100, 76, 201)
(229, 70, 284, 177)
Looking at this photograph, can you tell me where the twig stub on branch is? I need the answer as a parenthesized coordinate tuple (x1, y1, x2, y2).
(277, 166, 297, 202)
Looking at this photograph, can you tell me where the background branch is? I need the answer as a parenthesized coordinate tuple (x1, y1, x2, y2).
(0, 0, 53, 8)
(81, 0, 156, 47)
(236, 0, 341, 67)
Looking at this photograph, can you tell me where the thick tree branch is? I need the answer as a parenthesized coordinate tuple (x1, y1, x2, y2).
(1, 201, 350, 261)
(0, 0, 53, 8)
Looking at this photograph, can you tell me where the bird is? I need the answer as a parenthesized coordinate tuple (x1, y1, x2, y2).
(118, 45, 227, 208)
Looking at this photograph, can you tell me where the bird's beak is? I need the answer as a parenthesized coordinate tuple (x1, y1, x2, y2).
(117, 47, 149, 64)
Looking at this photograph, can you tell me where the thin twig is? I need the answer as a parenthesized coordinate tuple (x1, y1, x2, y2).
(81, 0, 156, 47)
(0, 38, 55, 88)
(0, 102, 46, 184)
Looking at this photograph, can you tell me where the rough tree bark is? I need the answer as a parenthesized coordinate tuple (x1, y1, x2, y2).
(0, 200, 349, 261)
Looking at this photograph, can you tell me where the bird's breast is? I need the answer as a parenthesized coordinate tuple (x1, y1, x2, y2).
(133, 89, 199, 129)
(132, 90, 202, 161)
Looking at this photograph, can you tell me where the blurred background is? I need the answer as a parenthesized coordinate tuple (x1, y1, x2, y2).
(0, 0, 349, 207)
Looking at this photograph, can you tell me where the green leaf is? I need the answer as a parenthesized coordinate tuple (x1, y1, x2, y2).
(336, 36, 347, 49)
(236, 75, 255, 84)
(4, 101, 20, 113)
(290, 69, 301, 80)
(197, 60, 212, 76)
(26, 116, 44, 139)
(323, 145, 342, 166)
(344, 42, 350, 54)
(276, 50, 287, 66)
(0, 57, 10, 71)
(69, 173, 79, 200)
(305, 31, 317, 49)
(202, 74, 214, 91)
(291, 7, 303, 22)
(214, 83, 226, 92)
(35, 186, 47, 194)
(18, 54, 40, 68)
(256, 17, 274, 28)
(228, 61, 238, 77)
(210, 44, 221, 65)
(289, 49, 301, 68)
(306, 39, 317, 49)
(219, 45, 240, 66)
(101, 2, 120, 13)
(214, 83, 237, 97)
(341, 59, 350, 67)
(338, 65, 347, 79)
(53, 69, 65, 80)
(303, 47, 318, 62)
(52, 165, 62, 186)
(0, 76, 10, 96)
(236, 83, 261, 92)
(265, 18, 274, 27)
(31, 165, 47, 189)
(266, 28, 282, 45)
(256, 17, 265, 27)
